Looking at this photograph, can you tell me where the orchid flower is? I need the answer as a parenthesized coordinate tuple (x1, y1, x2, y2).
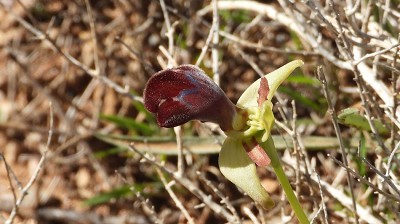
(143, 61, 308, 223)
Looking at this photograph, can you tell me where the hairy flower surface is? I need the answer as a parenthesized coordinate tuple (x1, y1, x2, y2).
(144, 65, 236, 131)
(143, 61, 303, 209)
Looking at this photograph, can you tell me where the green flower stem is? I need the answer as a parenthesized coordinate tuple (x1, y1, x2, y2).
(262, 136, 309, 224)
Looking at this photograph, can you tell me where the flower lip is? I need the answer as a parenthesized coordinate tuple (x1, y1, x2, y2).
(143, 65, 237, 130)
(144, 65, 198, 114)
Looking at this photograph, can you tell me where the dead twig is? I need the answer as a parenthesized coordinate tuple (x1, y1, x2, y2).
(1, 4, 142, 103)
(317, 66, 359, 223)
(5, 102, 53, 224)
(282, 155, 383, 224)
(196, 171, 240, 222)
(159, 0, 184, 178)
(211, 0, 220, 86)
(128, 144, 239, 223)
(155, 168, 195, 224)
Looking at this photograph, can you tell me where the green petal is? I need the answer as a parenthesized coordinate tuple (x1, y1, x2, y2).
(259, 101, 275, 142)
(237, 60, 304, 108)
(219, 137, 274, 209)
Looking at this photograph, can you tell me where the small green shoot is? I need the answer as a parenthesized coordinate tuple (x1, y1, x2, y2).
(278, 86, 326, 113)
(84, 185, 133, 206)
(94, 146, 128, 159)
(84, 182, 163, 206)
(337, 108, 389, 135)
(100, 114, 156, 136)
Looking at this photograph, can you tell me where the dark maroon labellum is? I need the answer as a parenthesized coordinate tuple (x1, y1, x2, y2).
(143, 65, 236, 130)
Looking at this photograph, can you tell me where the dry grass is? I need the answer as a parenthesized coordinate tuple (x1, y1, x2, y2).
(0, 0, 399, 223)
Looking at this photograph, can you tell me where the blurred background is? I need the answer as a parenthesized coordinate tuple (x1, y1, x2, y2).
(0, 0, 399, 223)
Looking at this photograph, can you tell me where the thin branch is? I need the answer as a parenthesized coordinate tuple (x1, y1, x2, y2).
(198, 1, 352, 69)
(159, 46, 178, 68)
(0, 153, 17, 205)
(317, 66, 359, 223)
(201, 0, 397, 115)
(159, 0, 184, 178)
(243, 206, 261, 224)
(386, 141, 400, 177)
(328, 154, 400, 202)
(353, 43, 400, 65)
(315, 171, 329, 224)
(236, 47, 264, 77)
(2, 5, 142, 103)
(5, 102, 54, 224)
(156, 168, 195, 224)
(174, 125, 184, 177)
(282, 156, 383, 224)
(211, 0, 220, 86)
(115, 171, 163, 223)
(345, 0, 361, 16)
(358, 155, 400, 197)
(196, 171, 240, 222)
(390, 35, 400, 149)
(128, 144, 238, 223)
(159, 0, 174, 66)
(291, 100, 312, 181)
(384, 109, 400, 130)
(83, 0, 100, 74)
(221, 30, 319, 56)
(115, 36, 155, 75)
(195, 21, 215, 67)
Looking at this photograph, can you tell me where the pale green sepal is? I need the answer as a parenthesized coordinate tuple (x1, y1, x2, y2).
(237, 60, 304, 108)
(219, 137, 275, 209)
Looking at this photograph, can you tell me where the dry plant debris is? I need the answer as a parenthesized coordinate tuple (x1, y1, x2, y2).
(0, 0, 399, 223)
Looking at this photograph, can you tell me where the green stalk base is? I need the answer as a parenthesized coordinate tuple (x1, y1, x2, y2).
(262, 136, 309, 224)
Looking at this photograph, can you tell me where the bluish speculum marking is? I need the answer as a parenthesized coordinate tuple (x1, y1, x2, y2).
(184, 70, 202, 88)
(174, 73, 202, 107)
(177, 88, 198, 107)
